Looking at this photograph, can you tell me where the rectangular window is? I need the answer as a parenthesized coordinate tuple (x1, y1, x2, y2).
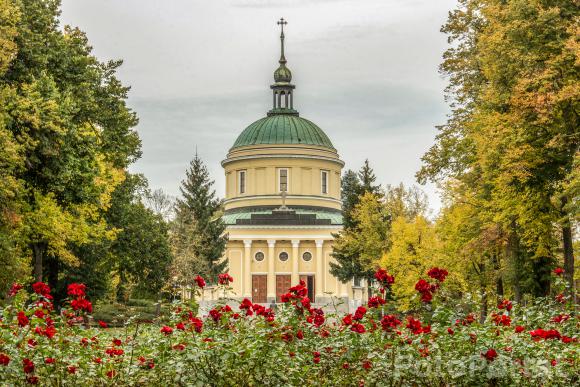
(321, 170, 328, 194)
(279, 168, 288, 192)
(238, 170, 246, 194)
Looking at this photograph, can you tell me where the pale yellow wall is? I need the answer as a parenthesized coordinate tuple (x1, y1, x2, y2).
(223, 231, 357, 299)
(222, 144, 343, 211)
(227, 249, 243, 295)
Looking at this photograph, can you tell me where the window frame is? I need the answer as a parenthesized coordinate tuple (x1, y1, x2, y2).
(278, 251, 289, 262)
(321, 170, 329, 194)
(278, 168, 289, 192)
(302, 251, 313, 262)
(238, 170, 246, 194)
(254, 251, 265, 262)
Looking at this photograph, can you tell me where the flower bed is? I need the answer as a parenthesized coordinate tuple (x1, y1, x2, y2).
(0, 269, 578, 386)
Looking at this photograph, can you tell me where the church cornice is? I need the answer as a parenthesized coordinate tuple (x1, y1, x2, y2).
(223, 194, 342, 206)
(222, 152, 344, 167)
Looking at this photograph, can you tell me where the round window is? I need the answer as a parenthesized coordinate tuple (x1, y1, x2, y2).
(255, 252, 265, 262)
(302, 252, 312, 262)
(279, 252, 289, 262)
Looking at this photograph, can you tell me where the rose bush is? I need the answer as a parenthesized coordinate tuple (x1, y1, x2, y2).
(0, 269, 578, 386)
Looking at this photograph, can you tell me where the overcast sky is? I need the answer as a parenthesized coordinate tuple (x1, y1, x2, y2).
(60, 0, 457, 214)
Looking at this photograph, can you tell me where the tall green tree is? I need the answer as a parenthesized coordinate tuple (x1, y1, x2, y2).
(0, 0, 141, 295)
(174, 154, 228, 283)
(418, 0, 578, 299)
(331, 160, 382, 288)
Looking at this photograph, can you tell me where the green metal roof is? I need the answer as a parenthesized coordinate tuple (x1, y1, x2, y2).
(231, 114, 335, 150)
(223, 208, 343, 226)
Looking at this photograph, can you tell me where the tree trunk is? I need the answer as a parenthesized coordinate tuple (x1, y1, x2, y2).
(492, 250, 504, 299)
(480, 286, 488, 324)
(46, 255, 60, 306)
(32, 242, 46, 282)
(507, 224, 521, 303)
(561, 196, 575, 300)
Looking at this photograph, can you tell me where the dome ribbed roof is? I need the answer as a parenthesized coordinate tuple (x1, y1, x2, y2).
(231, 114, 335, 150)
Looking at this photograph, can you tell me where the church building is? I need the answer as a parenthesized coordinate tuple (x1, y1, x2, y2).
(220, 20, 365, 308)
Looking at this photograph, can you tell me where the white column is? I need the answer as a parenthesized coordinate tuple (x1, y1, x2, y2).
(267, 240, 276, 301)
(291, 240, 300, 285)
(315, 240, 324, 300)
(243, 240, 252, 298)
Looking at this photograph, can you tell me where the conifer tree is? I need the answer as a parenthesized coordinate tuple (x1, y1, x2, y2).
(331, 160, 383, 294)
(358, 159, 381, 195)
(175, 154, 228, 283)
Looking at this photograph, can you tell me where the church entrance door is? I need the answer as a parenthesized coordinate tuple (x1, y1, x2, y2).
(276, 275, 291, 303)
(252, 275, 267, 303)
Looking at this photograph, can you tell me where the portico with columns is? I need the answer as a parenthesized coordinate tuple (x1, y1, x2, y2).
(216, 19, 365, 309)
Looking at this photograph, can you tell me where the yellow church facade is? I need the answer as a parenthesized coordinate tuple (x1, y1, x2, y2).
(218, 20, 366, 308)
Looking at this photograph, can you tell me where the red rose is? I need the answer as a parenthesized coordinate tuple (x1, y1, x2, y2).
(406, 317, 429, 335)
(67, 283, 87, 298)
(71, 298, 93, 313)
(529, 329, 561, 340)
(482, 349, 497, 362)
(45, 358, 55, 364)
(98, 320, 107, 328)
(491, 313, 511, 327)
(553, 267, 564, 276)
(17, 311, 29, 327)
(26, 376, 39, 385)
(23, 358, 35, 374)
(551, 314, 570, 323)
(367, 296, 386, 308)
(380, 315, 401, 331)
(514, 325, 525, 333)
(342, 362, 350, 369)
(194, 275, 206, 288)
(107, 370, 117, 378)
(160, 326, 173, 335)
(218, 273, 234, 285)
(32, 282, 51, 298)
(112, 338, 122, 346)
(374, 268, 395, 288)
(342, 314, 353, 326)
(296, 330, 304, 340)
(8, 283, 23, 297)
(497, 299, 512, 311)
(353, 306, 366, 320)
(362, 360, 372, 370)
(427, 267, 448, 282)
(350, 323, 366, 333)
(67, 365, 77, 374)
(209, 309, 222, 322)
(447, 327, 454, 335)
(0, 353, 10, 366)
(93, 357, 102, 364)
(190, 317, 203, 333)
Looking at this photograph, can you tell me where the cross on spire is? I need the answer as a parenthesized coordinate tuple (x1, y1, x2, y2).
(277, 18, 287, 63)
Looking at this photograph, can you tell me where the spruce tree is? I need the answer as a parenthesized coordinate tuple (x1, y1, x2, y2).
(358, 159, 381, 195)
(175, 154, 228, 283)
(331, 160, 382, 294)
(341, 170, 361, 230)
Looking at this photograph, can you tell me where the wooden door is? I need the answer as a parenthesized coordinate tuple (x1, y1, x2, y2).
(300, 275, 315, 303)
(276, 275, 291, 303)
(252, 275, 267, 303)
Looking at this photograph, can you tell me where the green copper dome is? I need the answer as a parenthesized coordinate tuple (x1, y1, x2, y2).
(231, 114, 335, 150)
(274, 65, 292, 83)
